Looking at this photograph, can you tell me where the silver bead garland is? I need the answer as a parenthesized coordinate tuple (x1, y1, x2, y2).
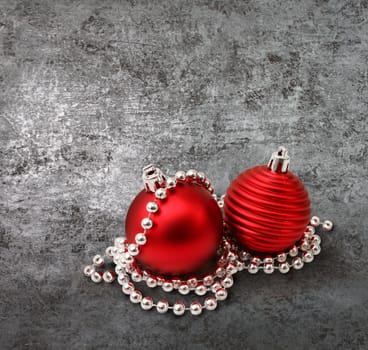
(234, 219, 331, 274)
(83, 168, 333, 316)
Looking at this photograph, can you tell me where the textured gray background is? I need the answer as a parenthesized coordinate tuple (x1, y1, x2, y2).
(0, 0, 367, 349)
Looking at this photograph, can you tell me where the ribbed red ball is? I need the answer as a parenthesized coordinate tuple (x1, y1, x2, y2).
(125, 182, 223, 276)
(224, 165, 311, 253)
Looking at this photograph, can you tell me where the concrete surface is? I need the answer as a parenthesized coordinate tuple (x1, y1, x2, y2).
(0, 0, 367, 349)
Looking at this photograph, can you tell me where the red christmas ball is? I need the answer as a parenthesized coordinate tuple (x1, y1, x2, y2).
(224, 147, 310, 254)
(125, 169, 223, 276)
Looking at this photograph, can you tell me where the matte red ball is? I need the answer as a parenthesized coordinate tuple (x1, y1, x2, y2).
(224, 165, 311, 253)
(125, 182, 223, 276)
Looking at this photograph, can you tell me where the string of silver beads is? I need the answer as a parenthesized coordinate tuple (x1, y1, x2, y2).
(238, 216, 333, 274)
(84, 169, 242, 316)
(83, 167, 333, 315)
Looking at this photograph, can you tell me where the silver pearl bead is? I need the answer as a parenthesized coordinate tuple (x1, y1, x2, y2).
(187, 277, 198, 289)
(141, 217, 153, 230)
(300, 239, 309, 251)
(146, 277, 157, 288)
(204, 297, 217, 311)
(237, 261, 245, 271)
(162, 281, 174, 292)
(120, 259, 128, 270)
(131, 271, 143, 282)
(251, 257, 262, 265)
(115, 265, 125, 274)
(322, 220, 333, 232)
(125, 263, 134, 274)
(277, 253, 287, 263)
(122, 282, 135, 295)
(128, 243, 139, 256)
(190, 302, 202, 316)
(302, 251, 314, 263)
(173, 301, 186, 316)
(222, 240, 232, 251)
(279, 262, 290, 274)
(83, 265, 94, 277)
(171, 278, 181, 289)
(91, 271, 103, 283)
(155, 188, 167, 200)
(117, 273, 129, 285)
(226, 263, 238, 275)
(211, 282, 222, 293)
(197, 172, 206, 182)
(263, 263, 274, 274)
(114, 237, 126, 248)
(112, 246, 119, 255)
(292, 257, 304, 270)
(248, 262, 259, 274)
(102, 271, 115, 283)
(130, 290, 142, 304)
(124, 252, 134, 264)
(263, 256, 274, 264)
(311, 244, 321, 256)
(215, 267, 226, 278)
(112, 244, 126, 257)
(105, 246, 117, 258)
(289, 246, 299, 257)
(304, 232, 312, 240)
(179, 284, 190, 295)
(310, 216, 320, 227)
(203, 275, 214, 286)
(217, 200, 224, 208)
(141, 297, 153, 310)
(221, 275, 234, 288)
(115, 247, 125, 257)
(156, 276, 165, 286)
(186, 169, 197, 180)
(135, 233, 147, 246)
(92, 255, 105, 267)
(204, 180, 210, 188)
(166, 177, 176, 189)
(305, 225, 315, 236)
(114, 255, 123, 265)
(175, 171, 186, 181)
(156, 300, 169, 314)
(310, 234, 321, 246)
(195, 284, 207, 296)
(146, 201, 158, 213)
(240, 251, 251, 261)
(215, 288, 228, 301)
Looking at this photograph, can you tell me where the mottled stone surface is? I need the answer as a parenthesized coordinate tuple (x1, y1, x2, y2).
(0, 0, 367, 349)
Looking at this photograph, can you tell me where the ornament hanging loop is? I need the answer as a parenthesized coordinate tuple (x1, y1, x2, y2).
(142, 164, 165, 192)
(268, 146, 290, 173)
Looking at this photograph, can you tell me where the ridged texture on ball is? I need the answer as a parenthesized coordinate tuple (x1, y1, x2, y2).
(224, 165, 310, 253)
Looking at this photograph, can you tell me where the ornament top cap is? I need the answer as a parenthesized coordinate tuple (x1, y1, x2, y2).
(267, 146, 290, 173)
(142, 164, 165, 192)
